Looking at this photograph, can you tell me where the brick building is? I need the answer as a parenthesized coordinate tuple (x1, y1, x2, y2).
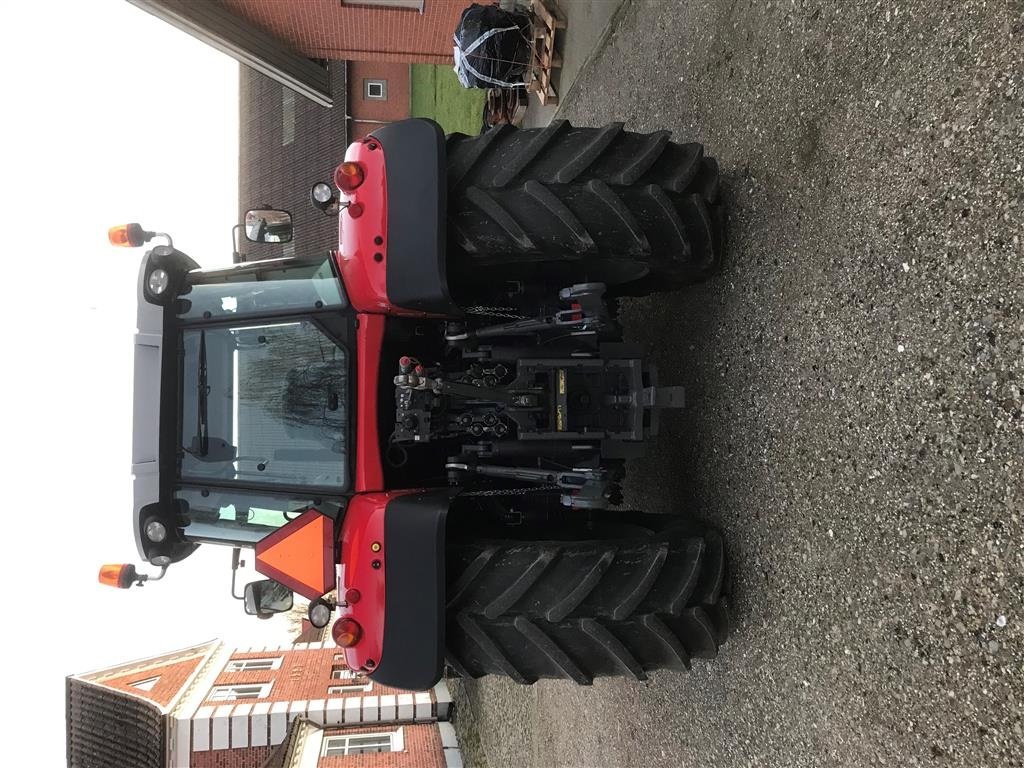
(236, 57, 412, 265)
(236, 60, 349, 264)
(219, 0, 465, 65)
(128, 0, 472, 262)
(128, 1, 469, 106)
(66, 638, 462, 767)
(346, 60, 414, 141)
(237, 51, 417, 262)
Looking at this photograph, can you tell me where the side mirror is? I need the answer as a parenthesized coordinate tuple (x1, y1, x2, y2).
(243, 579, 293, 617)
(244, 209, 293, 244)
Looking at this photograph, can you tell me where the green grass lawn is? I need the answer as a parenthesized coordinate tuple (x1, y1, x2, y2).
(411, 64, 487, 136)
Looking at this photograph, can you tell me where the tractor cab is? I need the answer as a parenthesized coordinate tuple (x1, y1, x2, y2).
(105, 221, 355, 618)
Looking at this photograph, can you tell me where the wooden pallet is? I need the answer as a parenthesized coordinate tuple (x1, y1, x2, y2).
(485, 87, 529, 127)
(528, 0, 566, 106)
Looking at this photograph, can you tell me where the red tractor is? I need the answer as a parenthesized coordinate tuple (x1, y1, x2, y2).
(102, 119, 729, 689)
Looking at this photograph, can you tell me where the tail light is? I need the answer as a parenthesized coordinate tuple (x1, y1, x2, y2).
(332, 617, 363, 647)
(99, 563, 138, 589)
(334, 162, 365, 192)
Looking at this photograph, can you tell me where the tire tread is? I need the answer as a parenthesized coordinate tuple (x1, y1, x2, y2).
(446, 122, 726, 293)
(445, 523, 731, 683)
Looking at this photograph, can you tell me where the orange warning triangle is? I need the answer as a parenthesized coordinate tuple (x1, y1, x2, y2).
(255, 511, 333, 601)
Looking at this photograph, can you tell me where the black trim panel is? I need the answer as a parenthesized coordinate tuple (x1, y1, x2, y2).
(371, 489, 452, 690)
(372, 119, 460, 316)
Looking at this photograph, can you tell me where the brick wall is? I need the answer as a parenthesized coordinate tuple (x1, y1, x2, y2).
(191, 744, 274, 768)
(189, 723, 443, 768)
(210, 648, 335, 703)
(219, 0, 470, 64)
(239, 61, 348, 263)
(319, 723, 444, 768)
(99, 654, 205, 709)
(70, 643, 454, 768)
(204, 648, 413, 704)
(349, 61, 412, 122)
(188, 646, 450, 765)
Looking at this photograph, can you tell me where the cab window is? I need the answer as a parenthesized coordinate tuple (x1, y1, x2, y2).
(179, 318, 349, 492)
(176, 487, 343, 546)
(177, 256, 345, 321)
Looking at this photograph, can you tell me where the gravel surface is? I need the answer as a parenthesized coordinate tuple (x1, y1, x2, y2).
(458, 1, 1024, 766)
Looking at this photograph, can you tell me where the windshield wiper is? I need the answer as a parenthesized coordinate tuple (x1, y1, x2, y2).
(193, 329, 209, 456)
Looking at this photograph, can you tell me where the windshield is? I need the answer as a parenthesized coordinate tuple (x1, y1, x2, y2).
(179, 318, 349, 492)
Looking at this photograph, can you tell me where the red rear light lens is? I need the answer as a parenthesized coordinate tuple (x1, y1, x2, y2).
(344, 588, 361, 604)
(334, 162, 365, 192)
(332, 617, 363, 647)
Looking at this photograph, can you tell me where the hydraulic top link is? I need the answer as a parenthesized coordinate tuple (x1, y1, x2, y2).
(394, 368, 519, 405)
(445, 282, 612, 343)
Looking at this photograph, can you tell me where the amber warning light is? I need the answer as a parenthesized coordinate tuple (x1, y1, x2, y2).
(98, 563, 139, 589)
(98, 562, 168, 589)
(108, 223, 155, 248)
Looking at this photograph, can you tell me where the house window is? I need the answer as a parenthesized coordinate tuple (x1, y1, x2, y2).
(208, 682, 273, 701)
(364, 79, 388, 100)
(328, 682, 373, 694)
(226, 657, 282, 672)
(322, 728, 404, 756)
(331, 668, 357, 680)
(130, 676, 160, 692)
(343, 0, 424, 10)
(282, 89, 296, 146)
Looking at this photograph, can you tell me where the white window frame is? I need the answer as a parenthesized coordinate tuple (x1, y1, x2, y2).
(364, 79, 388, 100)
(208, 682, 273, 701)
(331, 668, 358, 680)
(282, 88, 296, 146)
(225, 657, 283, 673)
(321, 727, 404, 757)
(344, 0, 424, 11)
(327, 682, 373, 695)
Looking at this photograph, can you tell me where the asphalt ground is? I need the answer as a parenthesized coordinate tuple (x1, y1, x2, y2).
(453, 1, 1024, 766)
(521, 0, 625, 128)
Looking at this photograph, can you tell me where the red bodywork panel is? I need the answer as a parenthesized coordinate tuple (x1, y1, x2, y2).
(334, 138, 429, 317)
(336, 491, 414, 673)
(354, 313, 385, 492)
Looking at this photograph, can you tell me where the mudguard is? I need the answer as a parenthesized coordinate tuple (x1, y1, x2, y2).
(336, 118, 459, 317)
(338, 490, 451, 691)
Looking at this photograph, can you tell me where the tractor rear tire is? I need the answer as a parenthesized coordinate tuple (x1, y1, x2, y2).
(444, 518, 730, 684)
(444, 121, 727, 300)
